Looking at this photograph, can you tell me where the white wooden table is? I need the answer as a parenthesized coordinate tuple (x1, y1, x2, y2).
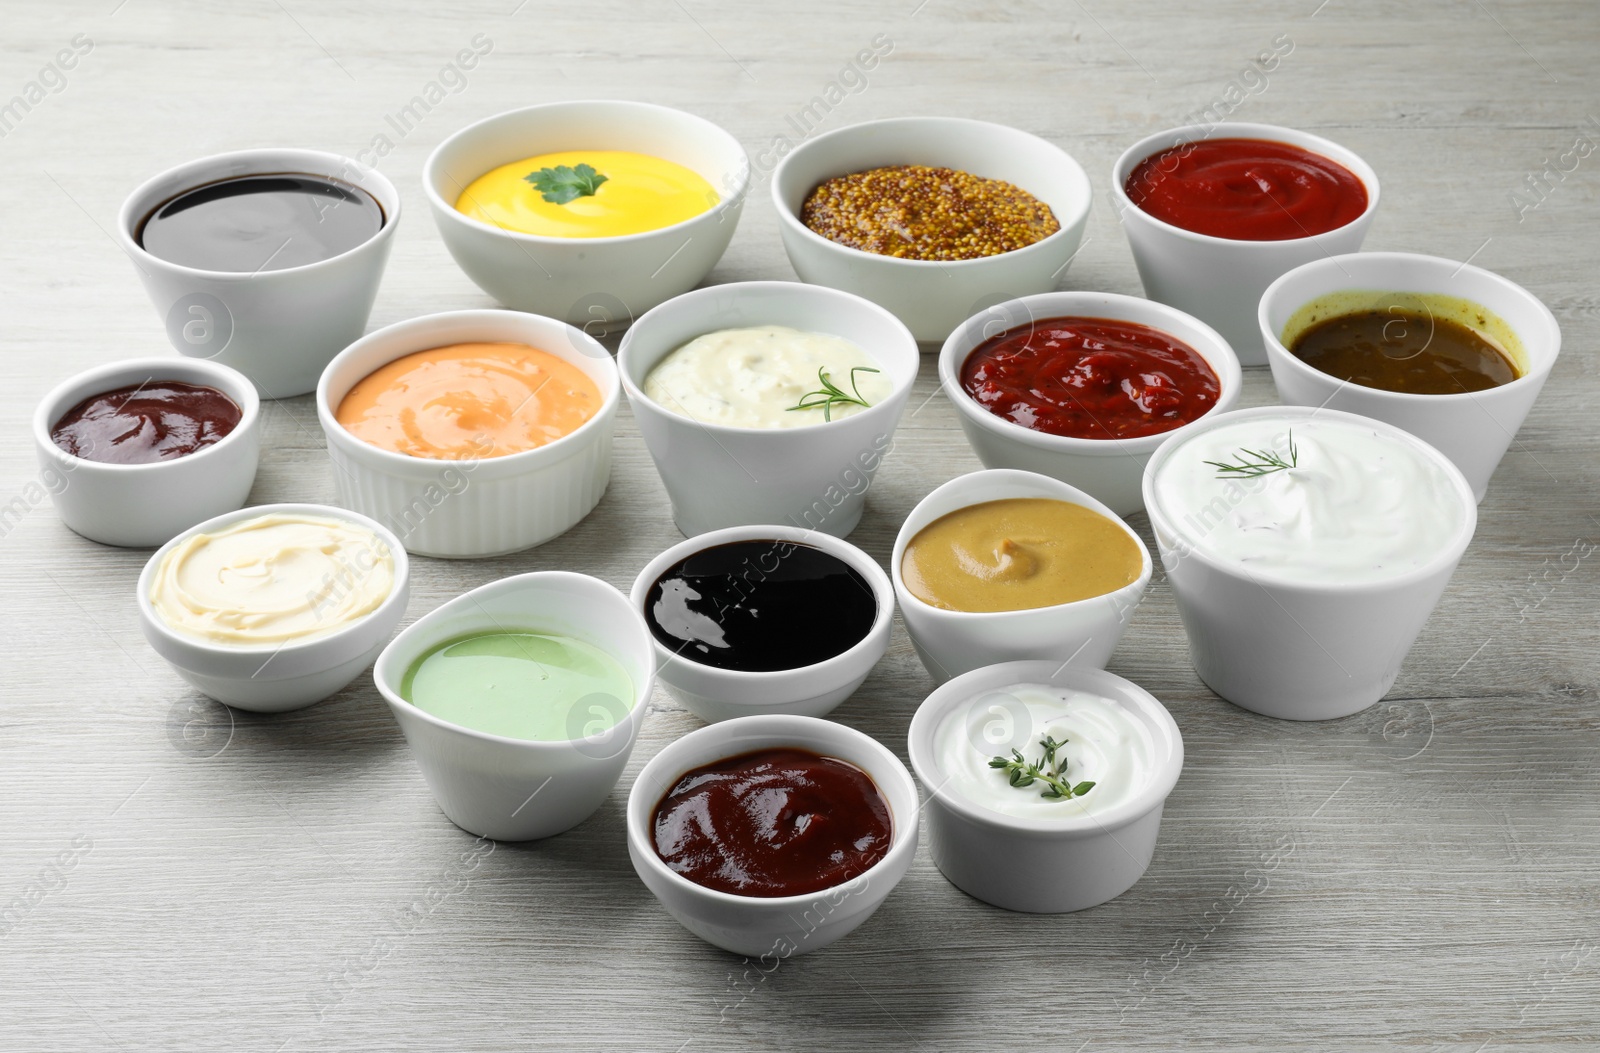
(3, 2, 1597, 1049)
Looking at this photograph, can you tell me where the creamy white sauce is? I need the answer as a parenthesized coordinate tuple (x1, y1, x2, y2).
(643, 325, 891, 429)
(1150, 416, 1468, 585)
(934, 683, 1154, 821)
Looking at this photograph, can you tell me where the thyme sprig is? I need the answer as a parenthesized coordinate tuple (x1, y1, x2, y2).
(1204, 429, 1299, 478)
(787, 366, 881, 422)
(989, 734, 1095, 801)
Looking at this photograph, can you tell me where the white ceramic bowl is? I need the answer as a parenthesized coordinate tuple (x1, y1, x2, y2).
(373, 571, 655, 841)
(424, 101, 748, 329)
(772, 117, 1093, 343)
(32, 357, 261, 548)
(1111, 122, 1380, 365)
(1260, 251, 1561, 503)
(938, 291, 1243, 515)
(1142, 406, 1477, 721)
(626, 714, 919, 957)
(629, 524, 894, 723)
(136, 502, 410, 713)
(908, 661, 1183, 913)
(892, 469, 1152, 684)
(316, 309, 620, 558)
(116, 149, 400, 398)
(617, 281, 919, 538)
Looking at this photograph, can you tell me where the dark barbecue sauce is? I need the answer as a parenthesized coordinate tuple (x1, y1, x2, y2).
(50, 381, 242, 465)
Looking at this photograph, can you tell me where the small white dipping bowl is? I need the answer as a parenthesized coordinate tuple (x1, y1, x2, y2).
(892, 469, 1152, 684)
(617, 281, 919, 537)
(772, 116, 1093, 343)
(316, 309, 620, 558)
(1142, 406, 1477, 721)
(373, 571, 656, 842)
(1111, 122, 1380, 365)
(1260, 251, 1561, 504)
(629, 524, 894, 723)
(117, 149, 400, 398)
(626, 714, 919, 957)
(33, 357, 261, 548)
(938, 291, 1242, 515)
(908, 661, 1183, 913)
(136, 502, 410, 713)
(424, 100, 748, 329)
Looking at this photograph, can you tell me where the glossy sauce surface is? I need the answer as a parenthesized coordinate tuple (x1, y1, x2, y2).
(651, 748, 892, 897)
(51, 381, 242, 465)
(960, 316, 1220, 440)
(455, 150, 716, 238)
(1290, 308, 1519, 394)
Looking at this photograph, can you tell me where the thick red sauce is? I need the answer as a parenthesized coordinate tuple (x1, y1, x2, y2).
(960, 316, 1220, 440)
(50, 381, 242, 465)
(1124, 137, 1368, 241)
(651, 748, 892, 898)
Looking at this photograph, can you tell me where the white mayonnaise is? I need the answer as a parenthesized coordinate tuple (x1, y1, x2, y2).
(643, 325, 891, 428)
(1150, 416, 1469, 585)
(934, 683, 1154, 821)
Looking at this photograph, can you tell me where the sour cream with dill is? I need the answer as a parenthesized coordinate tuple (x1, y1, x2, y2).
(1149, 415, 1470, 585)
(643, 325, 891, 428)
(935, 683, 1155, 820)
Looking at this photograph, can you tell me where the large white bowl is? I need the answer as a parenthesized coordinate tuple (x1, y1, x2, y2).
(136, 503, 410, 713)
(1260, 251, 1561, 503)
(424, 101, 748, 329)
(938, 291, 1242, 515)
(316, 309, 619, 558)
(892, 469, 1152, 684)
(626, 714, 919, 957)
(1111, 122, 1380, 365)
(908, 661, 1183, 913)
(33, 356, 261, 548)
(617, 281, 919, 538)
(772, 117, 1093, 343)
(373, 572, 656, 842)
(629, 524, 894, 723)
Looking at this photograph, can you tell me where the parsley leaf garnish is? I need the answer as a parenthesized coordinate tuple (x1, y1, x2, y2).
(524, 163, 609, 205)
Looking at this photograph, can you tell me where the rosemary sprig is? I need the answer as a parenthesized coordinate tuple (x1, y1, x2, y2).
(989, 734, 1095, 801)
(1204, 429, 1299, 478)
(787, 366, 881, 422)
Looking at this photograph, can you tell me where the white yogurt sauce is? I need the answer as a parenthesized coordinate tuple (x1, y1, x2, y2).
(643, 325, 891, 428)
(1150, 416, 1468, 585)
(934, 683, 1154, 821)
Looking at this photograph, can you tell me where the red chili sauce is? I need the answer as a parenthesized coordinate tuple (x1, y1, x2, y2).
(1124, 138, 1368, 241)
(50, 381, 242, 465)
(651, 748, 892, 898)
(959, 316, 1220, 440)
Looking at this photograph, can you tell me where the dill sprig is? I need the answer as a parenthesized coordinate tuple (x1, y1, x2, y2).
(1204, 429, 1299, 478)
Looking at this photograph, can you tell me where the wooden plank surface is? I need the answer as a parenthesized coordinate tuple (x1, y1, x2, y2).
(2, 1, 1597, 1050)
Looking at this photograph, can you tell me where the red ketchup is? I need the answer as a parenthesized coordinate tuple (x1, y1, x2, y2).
(651, 748, 892, 898)
(960, 316, 1220, 440)
(1124, 138, 1368, 241)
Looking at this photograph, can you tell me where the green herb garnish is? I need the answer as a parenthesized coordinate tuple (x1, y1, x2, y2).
(524, 163, 608, 205)
(787, 366, 880, 422)
(1204, 429, 1299, 478)
(989, 735, 1095, 800)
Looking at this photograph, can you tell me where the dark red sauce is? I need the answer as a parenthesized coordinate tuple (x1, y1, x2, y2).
(1124, 137, 1368, 241)
(960, 316, 1220, 440)
(651, 748, 892, 898)
(50, 381, 242, 465)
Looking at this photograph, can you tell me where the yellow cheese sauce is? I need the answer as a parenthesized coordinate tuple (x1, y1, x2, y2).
(454, 150, 717, 238)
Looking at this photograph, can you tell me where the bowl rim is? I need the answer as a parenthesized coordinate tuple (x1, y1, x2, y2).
(115, 147, 401, 281)
(769, 114, 1094, 270)
(890, 468, 1154, 623)
(136, 501, 412, 658)
(1258, 250, 1563, 404)
(629, 523, 895, 685)
(1110, 121, 1382, 248)
(315, 308, 622, 471)
(907, 660, 1184, 836)
(422, 99, 751, 247)
(33, 356, 262, 476)
(625, 713, 920, 908)
(616, 280, 919, 436)
(937, 290, 1244, 457)
(371, 570, 657, 754)
(1140, 404, 1479, 594)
